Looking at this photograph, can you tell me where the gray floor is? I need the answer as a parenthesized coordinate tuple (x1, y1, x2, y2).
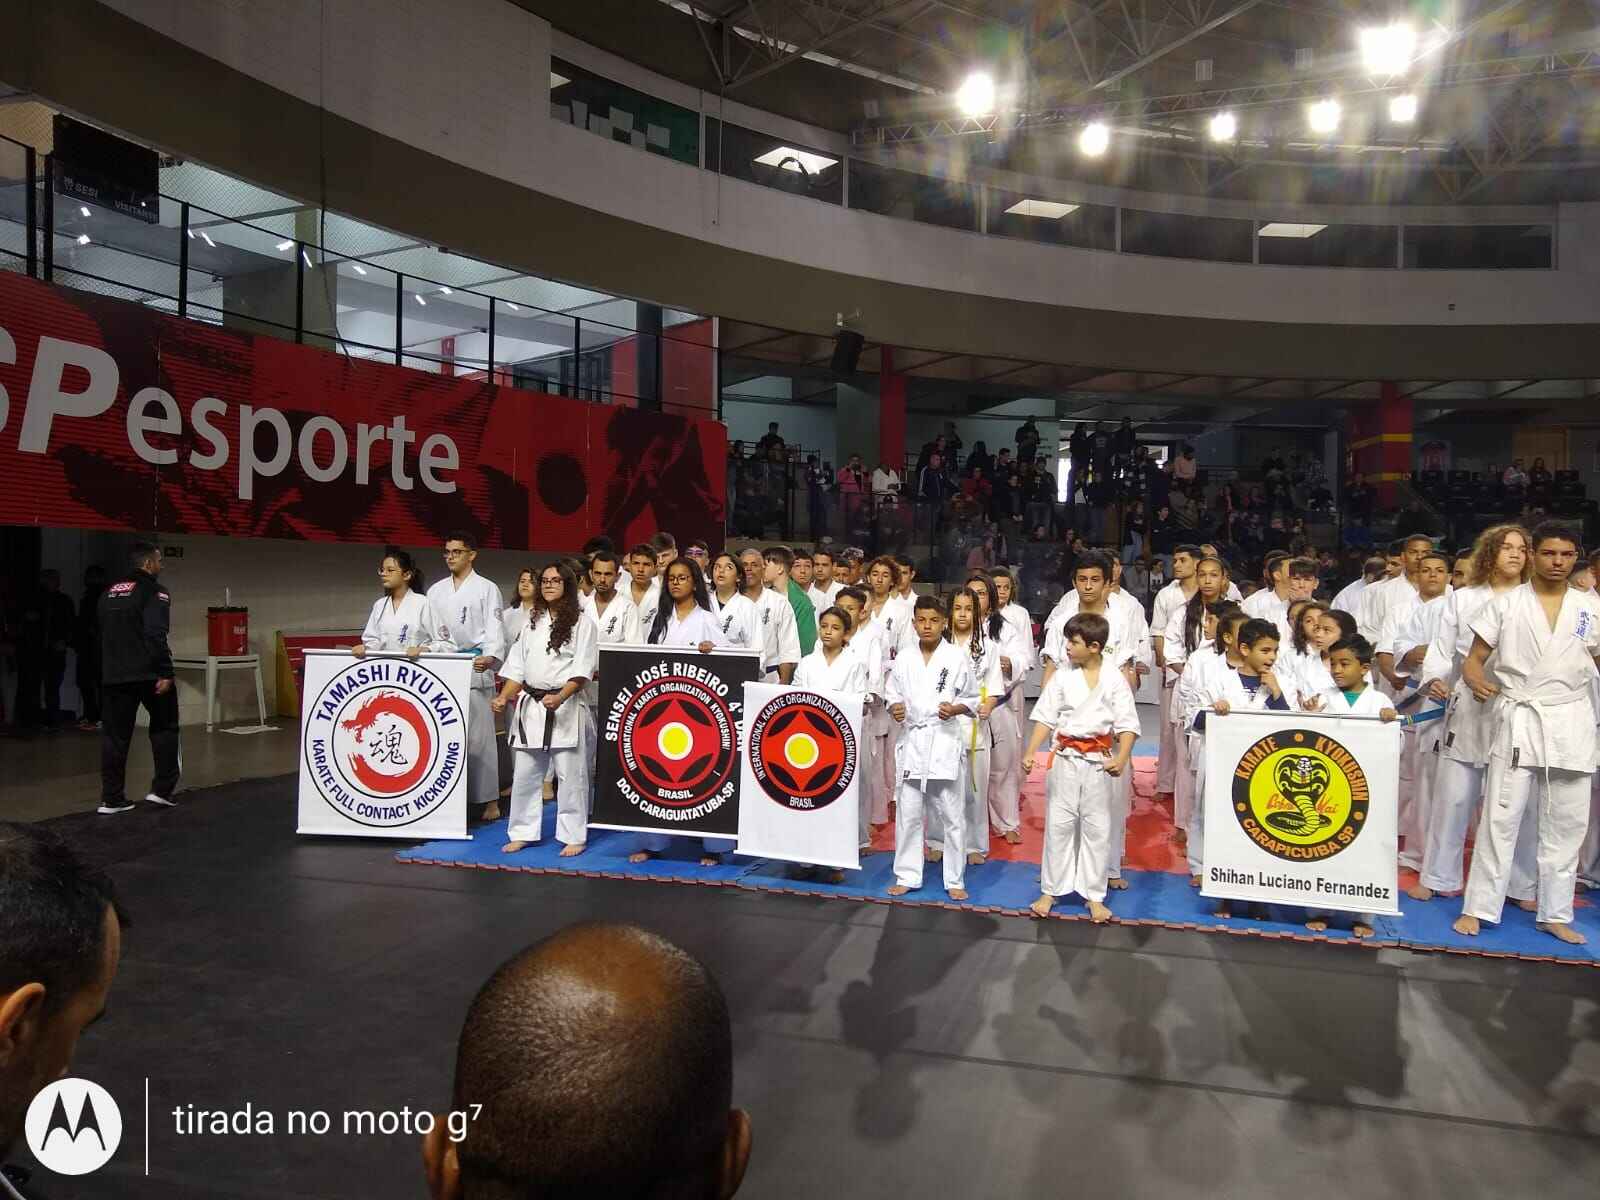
(12, 772, 1600, 1199)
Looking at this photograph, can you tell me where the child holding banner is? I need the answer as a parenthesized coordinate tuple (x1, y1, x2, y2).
(929, 587, 1006, 867)
(792, 606, 872, 882)
(886, 596, 979, 900)
(1021, 612, 1139, 923)
(832, 587, 886, 854)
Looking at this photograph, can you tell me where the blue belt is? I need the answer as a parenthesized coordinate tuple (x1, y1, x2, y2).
(1401, 707, 1445, 728)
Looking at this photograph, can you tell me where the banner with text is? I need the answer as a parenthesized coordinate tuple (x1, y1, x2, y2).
(737, 683, 862, 870)
(296, 649, 473, 839)
(0, 272, 725, 550)
(1203, 710, 1400, 915)
(593, 645, 762, 838)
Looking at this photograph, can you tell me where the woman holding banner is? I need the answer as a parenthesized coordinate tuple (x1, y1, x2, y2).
(493, 561, 598, 858)
(350, 547, 432, 658)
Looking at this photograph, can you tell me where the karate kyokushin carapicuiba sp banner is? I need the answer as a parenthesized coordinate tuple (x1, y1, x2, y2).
(593, 646, 762, 838)
(737, 683, 863, 870)
(1203, 710, 1401, 914)
(296, 650, 474, 839)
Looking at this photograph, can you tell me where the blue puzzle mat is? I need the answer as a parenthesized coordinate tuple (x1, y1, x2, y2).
(396, 803, 1600, 966)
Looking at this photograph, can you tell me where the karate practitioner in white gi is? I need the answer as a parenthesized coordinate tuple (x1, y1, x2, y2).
(1357, 534, 1430, 649)
(1163, 558, 1234, 840)
(1331, 557, 1386, 617)
(1023, 611, 1139, 922)
(1150, 545, 1204, 797)
(708, 553, 760, 651)
(1408, 525, 1534, 903)
(501, 569, 537, 652)
(885, 596, 979, 899)
(624, 543, 661, 635)
(427, 533, 506, 819)
(794, 603, 872, 875)
(579, 551, 640, 794)
(739, 548, 801, 683)
(1455, 522, 1600, 945)
(630, 558, 738, 865)
(493, 561, 598, 856)
(860, 557, 906, 830)
(806, 547, 845, 613)
(929, 586, 1007, 865)
(351, 547, 433, 657)
(990, 569, 1034, 841)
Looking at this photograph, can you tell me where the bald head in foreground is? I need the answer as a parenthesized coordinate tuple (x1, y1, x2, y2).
(423, 922, 751, 1200)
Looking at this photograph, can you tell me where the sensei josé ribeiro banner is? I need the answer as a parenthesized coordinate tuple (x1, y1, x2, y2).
(296, 649, 474, 839)
(1202, 711, 1401, 915)
(593, 646, 762, 838)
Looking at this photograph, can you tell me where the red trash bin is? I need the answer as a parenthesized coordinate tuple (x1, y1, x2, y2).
(207, 607, 249, 655)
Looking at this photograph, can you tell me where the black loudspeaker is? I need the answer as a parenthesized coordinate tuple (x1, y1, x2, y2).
(830, 328, 864, 375)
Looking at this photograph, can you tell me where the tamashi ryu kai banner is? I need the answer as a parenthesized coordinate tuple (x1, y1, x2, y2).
(737, 683, 863, 870)
(1202, 710, 1401, 915)
(296, 650, 474, 839)
(593, 646, 762, 839)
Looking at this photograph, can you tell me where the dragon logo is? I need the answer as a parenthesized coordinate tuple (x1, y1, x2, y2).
(1232, 730, 1368, 861)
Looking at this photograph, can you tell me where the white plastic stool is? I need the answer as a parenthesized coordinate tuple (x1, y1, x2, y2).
(172, 654, 267, 731)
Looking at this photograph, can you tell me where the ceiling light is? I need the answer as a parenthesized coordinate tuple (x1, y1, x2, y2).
(1307, 99, 1341, 134)
(276, 239, 294, 252)
(1004, 198, 1079, 219)
(550, 70, 570, 89)
(186, 227, 195, 239)
(76, 233, 91, 245)
(1078, 122, 1109, 157)
(79, 205, 91, 217)
(414, 293, 426, 306)
(1259, 222, 1327, 238)
(1209, 111, 1237, 142)
(351, 263, 366, 275)
(506, 302, 520, 311)
(302, 249, 313, 268)
(439, 286, 452, 295)
(753, 147, 840, 174)
(1360, 23, 1417, 76)
(1389, 92, 1418, 123)
(201, 230, 215, 247)
(954, 71, 996, 118)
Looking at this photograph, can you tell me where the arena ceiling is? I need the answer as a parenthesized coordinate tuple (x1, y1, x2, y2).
(519, 0, 1600, 204)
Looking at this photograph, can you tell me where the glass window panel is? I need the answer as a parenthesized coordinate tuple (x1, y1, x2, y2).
(1122, 209, 1253, 263)
(987, 189, 1116, 250)
(0, 137, 29, 274)
(550, 57, 699, 167)
(400, 278, 492, 376)
(492, 300, 577, 391)
(848, 159, 979, 232)
(52, 188, 181, 302)
(705, 118, 843, 205)
(298, 252, 399, 361)
(1402, 224, 1553, 269)
(1257, 222, 1397, 267)
(184, 205, 303, 341)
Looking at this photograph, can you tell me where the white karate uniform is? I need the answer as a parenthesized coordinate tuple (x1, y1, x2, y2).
(1150, 580, 1194, 794)
(996, 600, 1034, 816)
(1182, 660, 1289, 878)
(359, 590, 433, 652)
(1242, 587, 1289, 626)
(753, 587, 802, 681)
(1331, 576, 1370, 616)
(648, 605, 729, 649)
(501, 603, 533, 653)
(578, 591, 640, 794)
(427, 570, 507, 809)
(807, 581, 843, 612)
(1314, 684, 1393, 716)
(1030, 666, 1140, 902)
(1461, 584, 1600, 927)
(1388, 592, 1450, 868)
(501, 611, 598, 847)
(627, 580, 661, 640)
(886, 640, 979, 891)
(1357, 574, 1418, 646)
(852, 617, 895, 829)
(708, 590, 760, 651)
(987, 614, 1031, 836)
(794, 643, 873, 850)
(1277, 644, 1335, 708)
(1163, 608, 1214, 833)
(928, 632, 1007, 858)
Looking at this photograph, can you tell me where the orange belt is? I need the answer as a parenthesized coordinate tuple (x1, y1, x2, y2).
(1047, 732, 1113, 770)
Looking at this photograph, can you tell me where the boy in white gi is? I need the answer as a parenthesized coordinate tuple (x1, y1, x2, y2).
(1455, 522, 1600, 946)
(427, 532, 506, 822)
(886, 596, 979, 900)
(352, 547, 432, 657)
(833, 587, 885, 853)
(1022, 612, 1139, 922)
(624, 543, 661, 635)
(492, 561, 598, 856)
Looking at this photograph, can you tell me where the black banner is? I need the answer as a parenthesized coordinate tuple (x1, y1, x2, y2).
(592, 645, 761, 838)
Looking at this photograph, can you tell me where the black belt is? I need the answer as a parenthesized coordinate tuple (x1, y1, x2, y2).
(520, 685, 557, 750)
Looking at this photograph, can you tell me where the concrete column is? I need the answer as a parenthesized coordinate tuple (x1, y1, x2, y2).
(1346, 382, 1412, 505)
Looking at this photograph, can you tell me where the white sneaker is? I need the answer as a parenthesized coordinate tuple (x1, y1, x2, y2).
(144, 793, 178, 808)
(98, 801, 136, 815)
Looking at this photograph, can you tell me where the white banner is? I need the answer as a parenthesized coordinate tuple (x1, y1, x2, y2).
(737, 682, 863, 870)
(1202, 710, 1401, 914)
(297, 649, 474, 839)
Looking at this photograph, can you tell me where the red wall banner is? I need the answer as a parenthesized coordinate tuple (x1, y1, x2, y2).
(0, 273, 726, 552)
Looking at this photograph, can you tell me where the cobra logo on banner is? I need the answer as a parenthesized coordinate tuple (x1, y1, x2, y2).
(302, 657, 464, 828)
(593, 646, 762, 838)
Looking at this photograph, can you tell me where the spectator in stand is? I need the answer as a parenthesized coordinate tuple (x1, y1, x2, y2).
(1112, 417, 1137, 480)
(1068, 423, 1090, 486)
(1121, 500, 1146, 564)
(915, 435, 947, 476)
(1024, 465, 1055, 534)
(965, 440, 993, 479)
(837, 454, 866, 495)
(1171, 442, 1197, 490)
(1503, 458, 1529, 488)
(917, 453, 952, 504)
(805, 455, 831, 540)
(1144, 453, 1171, 510)
(961, 465, 993, 514)
(991, 465, 1018, 523)
(942, 421, 964, 464)
(870, 459, 902, 499)
(756, 421, 787, 462)
(965, 536, 995, 572)
(1171, 486, 1199, 531)
(1015, 417, 1041, 465)
(1148, 502, 1177, 569)
(1529, 456, 1552, 486)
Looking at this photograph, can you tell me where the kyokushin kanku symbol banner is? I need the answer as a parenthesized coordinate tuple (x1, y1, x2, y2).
(737, 682, 863, 870)
(297, 649, 474, 839)
(1203, 710, 1401, 914)
(593, 646, 762, 838)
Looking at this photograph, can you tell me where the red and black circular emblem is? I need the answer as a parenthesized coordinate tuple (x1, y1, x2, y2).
(615, 676, 739, 807)
(748, 693, 856, 812)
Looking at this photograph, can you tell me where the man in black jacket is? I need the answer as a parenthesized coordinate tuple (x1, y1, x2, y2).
(98, 542, 180, 815)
